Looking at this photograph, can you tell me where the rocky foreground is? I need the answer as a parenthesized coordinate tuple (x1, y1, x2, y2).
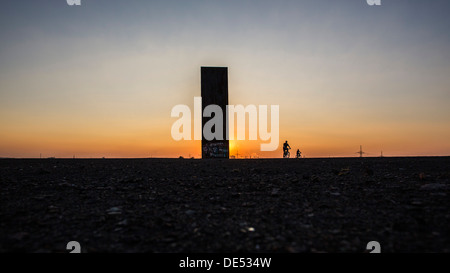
(0, 157, 449, 252)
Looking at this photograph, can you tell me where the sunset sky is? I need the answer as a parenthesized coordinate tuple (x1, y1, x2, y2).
(1, 0, 449, 158)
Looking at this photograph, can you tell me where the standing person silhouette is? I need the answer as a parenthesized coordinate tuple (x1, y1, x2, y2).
(283, 141, 291, 158)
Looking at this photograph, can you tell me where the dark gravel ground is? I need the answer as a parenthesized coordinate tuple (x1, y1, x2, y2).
(0, 157, 449, 253)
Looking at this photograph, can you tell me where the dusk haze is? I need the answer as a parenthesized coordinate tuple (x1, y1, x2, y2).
(1, 0, 449, 158)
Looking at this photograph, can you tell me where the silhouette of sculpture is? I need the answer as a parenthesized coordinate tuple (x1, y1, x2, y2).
(201, 67, 229, 159)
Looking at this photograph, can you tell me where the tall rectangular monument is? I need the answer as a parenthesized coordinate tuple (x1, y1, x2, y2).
(201, 67, 229, 159)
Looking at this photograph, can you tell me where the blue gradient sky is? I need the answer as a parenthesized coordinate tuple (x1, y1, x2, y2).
(1, 0, 449, 158)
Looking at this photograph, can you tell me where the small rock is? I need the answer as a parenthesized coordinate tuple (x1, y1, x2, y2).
(10, 232, 29, 241)
(36, 168, 50, 175)
(420, 183, 447, 190)
(185, 210, 196, 215)
(430, 192, 447, 196)
(365, 168, 374, 176)
(107, 207, 122, 215)
(419, 173, 426, 180)
(330, 229, 341, 234)
(338, 168, 350, 176)
(48, 205, 59, 213)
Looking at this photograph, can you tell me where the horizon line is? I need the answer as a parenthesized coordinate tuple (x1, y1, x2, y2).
(1, 155, 450, 160)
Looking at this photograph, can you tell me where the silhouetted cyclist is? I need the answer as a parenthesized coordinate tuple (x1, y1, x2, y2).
(296, 149, 301, 158)
(283, 141, 291, 158)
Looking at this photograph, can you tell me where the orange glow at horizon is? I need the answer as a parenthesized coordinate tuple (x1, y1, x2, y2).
(2, 121, 449, 158)
(1, 93, 450, 158)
